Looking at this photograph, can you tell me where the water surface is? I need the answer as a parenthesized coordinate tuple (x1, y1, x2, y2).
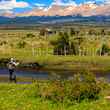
(0, 68, 110, 83)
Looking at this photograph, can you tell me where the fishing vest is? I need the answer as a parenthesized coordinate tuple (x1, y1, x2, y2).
(8, 62, 16, 70)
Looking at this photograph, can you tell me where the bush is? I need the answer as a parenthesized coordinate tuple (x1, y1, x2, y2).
(0, 58, 9, 67)
(0, 41, 7, 46)
(26, 33, 35, 38)
(35, 70, 102, 103)
(52, 32, 79, 55)
(97, 43, 110, 56)
(36, 81, 65, 102)
(17, 41, 26, 48)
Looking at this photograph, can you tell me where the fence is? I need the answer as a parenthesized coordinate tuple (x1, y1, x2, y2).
(0, 46, 105, 57)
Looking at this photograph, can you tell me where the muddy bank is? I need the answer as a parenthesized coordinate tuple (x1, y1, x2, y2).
(0, 58, 42, 69)
(0, 58, 110, 75)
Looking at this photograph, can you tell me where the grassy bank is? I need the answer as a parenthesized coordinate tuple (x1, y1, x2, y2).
(0, 83, 110, 110)
(1, 55, 110, 72)
(0, 29, 110, 73)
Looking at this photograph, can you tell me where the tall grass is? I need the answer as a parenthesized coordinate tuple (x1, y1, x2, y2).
(0, 77, 109, 110)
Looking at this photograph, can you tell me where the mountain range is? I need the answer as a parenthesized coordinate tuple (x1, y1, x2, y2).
(4, 3, 110, 17)
(0, 15, 109, 26)
(0, 2, 110, 26)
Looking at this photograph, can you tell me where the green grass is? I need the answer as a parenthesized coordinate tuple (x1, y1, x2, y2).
(0, 83, 110, 110)
(0, 29, 110, 73)
(1, 53, 110, 72)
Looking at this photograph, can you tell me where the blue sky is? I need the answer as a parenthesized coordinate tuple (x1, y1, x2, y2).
(0, 0, 107, 14)
(16, 0, 105, 12)
(20, 0, 105, 5)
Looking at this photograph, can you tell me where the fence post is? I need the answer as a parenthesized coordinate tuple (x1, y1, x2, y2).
(32, 44, 35, 56)
(64, 46, 66, 56)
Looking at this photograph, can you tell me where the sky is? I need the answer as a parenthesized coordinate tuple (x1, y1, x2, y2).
(0, 0, 108, 14)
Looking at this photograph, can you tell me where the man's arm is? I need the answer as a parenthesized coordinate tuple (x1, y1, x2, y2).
(13, 62, 19, 66)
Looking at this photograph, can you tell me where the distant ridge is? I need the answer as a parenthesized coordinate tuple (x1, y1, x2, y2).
(0, 15, 110, 26)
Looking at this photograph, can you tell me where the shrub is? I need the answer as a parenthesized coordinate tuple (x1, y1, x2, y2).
(52, 32, 79, 55)
(17, 41, 26, 48)
(26, 33, 35, 38)
(0, 58, 9, 67)
(0, 41, 7, 46)
(35, 70, 102, 103)
(37, 81, 65, 102)
(97, 43, 110, 55)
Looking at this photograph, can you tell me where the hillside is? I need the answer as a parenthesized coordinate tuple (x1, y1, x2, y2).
(0, 15, 110, 29)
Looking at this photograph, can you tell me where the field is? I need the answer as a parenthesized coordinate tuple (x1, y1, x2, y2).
(0, 28, 110, 72)
(0, 83, 110, 110)
(0, 27, 110, 59)
(1, 26, 110, 110)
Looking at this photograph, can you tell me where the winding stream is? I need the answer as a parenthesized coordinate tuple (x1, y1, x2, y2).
(0, 68, 110, 83)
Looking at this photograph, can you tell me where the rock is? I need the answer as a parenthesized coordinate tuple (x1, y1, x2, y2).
(105, 96, 110, 100)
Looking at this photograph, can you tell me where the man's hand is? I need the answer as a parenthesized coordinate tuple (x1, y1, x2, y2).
(13, 62, 19, 66)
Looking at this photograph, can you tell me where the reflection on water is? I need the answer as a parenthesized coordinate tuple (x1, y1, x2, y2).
(0, 68, 49, 79)
(0, 68, 110, 83)
(95, 72, 110, 82)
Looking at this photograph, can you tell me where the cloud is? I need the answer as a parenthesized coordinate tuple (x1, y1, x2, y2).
(35, 3, 46, 7)
(34, 3, 47, 9)
(104, 0, 110, 4)
(0, 0, 110, 17)
(84, 0, 96, 4)
(0, 10, 15, 17)
(52, 0, 77, 6)
(0, 0, 29, 10)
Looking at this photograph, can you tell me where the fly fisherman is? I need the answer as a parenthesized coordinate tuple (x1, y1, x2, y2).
(7, 58, 19, 83)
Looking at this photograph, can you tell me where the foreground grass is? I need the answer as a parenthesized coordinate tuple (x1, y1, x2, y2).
(0, 83, 110, 110)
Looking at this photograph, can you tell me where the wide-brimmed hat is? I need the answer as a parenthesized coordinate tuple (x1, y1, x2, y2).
(10, 58, 14, 61)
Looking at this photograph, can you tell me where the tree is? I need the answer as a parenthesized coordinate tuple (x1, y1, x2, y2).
(17, 41, 26, 48)
(88, 29, 95, 35)
(70, 28, 75, 36)
(39, 28, 47, 36)
(97, 43, 110, 56)
(100, 29, 105, 36)
(51, 32, 81, 55)
(26, 33, 35, 38)
(54, 32, 70, 55)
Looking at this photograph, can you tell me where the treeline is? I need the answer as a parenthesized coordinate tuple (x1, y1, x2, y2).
(26, 27, 110, 56)
(48, 28, 110, 56)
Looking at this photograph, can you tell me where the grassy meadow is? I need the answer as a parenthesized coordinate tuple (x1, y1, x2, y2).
(0, 28, 110, 72)
(0, 26, 110, 110)
(0, 81, 110, 110)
